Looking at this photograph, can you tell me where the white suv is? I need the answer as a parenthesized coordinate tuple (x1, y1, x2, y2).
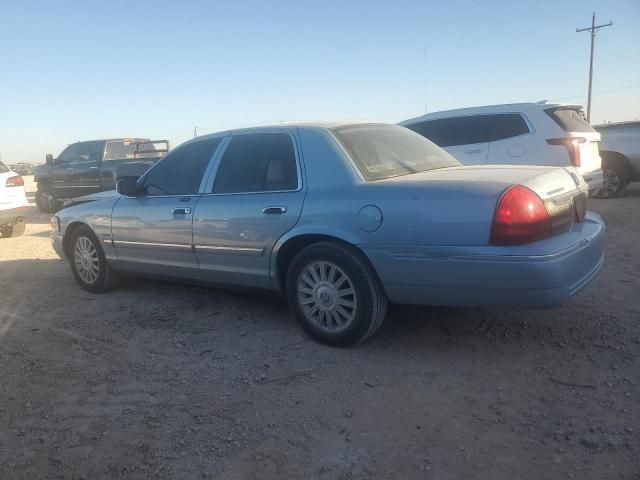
(400, 102, 603, 194)
(0, 161, 28, 238)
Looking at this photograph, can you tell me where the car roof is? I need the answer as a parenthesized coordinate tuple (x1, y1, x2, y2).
(185, 122, 394, 141)
(70, 138, 151, 144)
(594, 120, 640, 130)
(400, 102, 583, 125)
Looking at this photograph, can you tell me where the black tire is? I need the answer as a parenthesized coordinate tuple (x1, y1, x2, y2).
(35, 187, 60, 213)
(68, 226, 118, 293)
(0, 220, 25, 238)
(596, 152, 631, 198)
(286, 241, 388, 347)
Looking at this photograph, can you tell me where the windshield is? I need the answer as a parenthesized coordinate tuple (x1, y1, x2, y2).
(332, 124, 460, 181)
(0, 161, 9, 173)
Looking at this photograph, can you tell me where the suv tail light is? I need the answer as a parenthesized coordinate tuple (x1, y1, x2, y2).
(5, 175, 24, 187)
(546, 137, 586, 167)
(490, 185, 552, 246)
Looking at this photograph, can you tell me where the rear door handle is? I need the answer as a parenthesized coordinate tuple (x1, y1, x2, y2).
(172, 207, 192, 215)
(465, 149, 482, 154)
(262, 206, 287, 215)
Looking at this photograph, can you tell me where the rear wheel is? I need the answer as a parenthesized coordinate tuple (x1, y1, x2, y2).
(596, 152, 631, 198)
(69, 226, 118, 293)
(35, 187, 60, 213)
(0, 220, 25, 238)
(286, 241, 388, 347)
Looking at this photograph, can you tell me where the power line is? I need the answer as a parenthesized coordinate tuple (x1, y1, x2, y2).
(576, 12, 613, 122)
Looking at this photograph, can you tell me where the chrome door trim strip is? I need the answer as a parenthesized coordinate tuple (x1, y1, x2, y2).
(113, 240, 193, 251)
(195, 245, 265, 256)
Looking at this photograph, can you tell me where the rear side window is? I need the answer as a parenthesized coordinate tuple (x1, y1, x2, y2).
(0, 161, 9, 173)
(406, 116, 486, 147)
(105, 140, 157, 160)
(545, 107, 595, 132)
(213, 133, 298, 194)
(143, 137, 221, 195)
(485, 114, 530, 142)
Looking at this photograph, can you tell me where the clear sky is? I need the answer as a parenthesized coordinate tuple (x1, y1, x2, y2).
(1, 0, 638, 164)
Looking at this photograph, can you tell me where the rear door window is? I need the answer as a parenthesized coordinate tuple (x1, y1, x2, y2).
(0, 161, 9, 173)
(142, 137, 222, 195)
(485, 114, 530, 142)
(105, 140, 156, 160)
(406, 116, 487, 147)
(545, 107, 595, 132)
(212, 133, 298, 194)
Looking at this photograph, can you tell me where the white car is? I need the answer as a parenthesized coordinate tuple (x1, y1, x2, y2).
(0, 160, 28, 238)
(400, 102, 603, 194)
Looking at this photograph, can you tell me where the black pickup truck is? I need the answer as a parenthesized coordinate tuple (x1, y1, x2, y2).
(33, 138, 168, 213)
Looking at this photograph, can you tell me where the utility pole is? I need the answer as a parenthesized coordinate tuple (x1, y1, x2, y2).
(576, 12, 612, 123)
(193, 126, 198, 138)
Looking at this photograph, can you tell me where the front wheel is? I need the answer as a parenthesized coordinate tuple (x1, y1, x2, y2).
(286, 242, 388, 347)
(35, 188, 60, 213)
(69, 226, 118, 293)
(595, 152, 631, 198)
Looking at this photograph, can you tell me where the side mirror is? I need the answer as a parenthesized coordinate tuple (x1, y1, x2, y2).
(116, 176, 141, 196)
(45, 154, 54, 165)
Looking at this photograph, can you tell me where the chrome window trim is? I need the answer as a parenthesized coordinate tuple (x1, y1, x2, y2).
(202, 130, 303, 195)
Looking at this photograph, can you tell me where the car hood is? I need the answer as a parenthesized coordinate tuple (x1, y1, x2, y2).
(61, 189, 121, 209)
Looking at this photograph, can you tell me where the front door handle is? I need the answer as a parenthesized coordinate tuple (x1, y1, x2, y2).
(172, 207, 192, 215)
(262, 206, 287, 215)
(465, 149, 482, 154)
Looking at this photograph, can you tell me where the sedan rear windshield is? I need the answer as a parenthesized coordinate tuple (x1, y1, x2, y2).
(0, 161, 9, 173)
(332, 124, 460, 181)
(545, 107, 595, 133)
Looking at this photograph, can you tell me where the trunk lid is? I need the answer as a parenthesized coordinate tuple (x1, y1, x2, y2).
(383, 164, 586, 201)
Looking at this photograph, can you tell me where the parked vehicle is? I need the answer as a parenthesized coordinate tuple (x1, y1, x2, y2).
(0, 161, 29, 238)
(8, 163, 34, 176)
(593, 121, 640, 197)
(33, 138, 168, 213)
(400, 102, 604, 195)
(51, 123, 605, 346)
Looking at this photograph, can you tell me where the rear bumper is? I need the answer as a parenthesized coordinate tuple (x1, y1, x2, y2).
(582, 169, 603, 195)
(361, 212, 605, 308)
(0, 206, 27, 225)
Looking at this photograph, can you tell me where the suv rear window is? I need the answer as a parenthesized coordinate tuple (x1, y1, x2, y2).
(332, 124, 460, 181)
(545, 107, 595, 133)
(0, 161, 9, 173)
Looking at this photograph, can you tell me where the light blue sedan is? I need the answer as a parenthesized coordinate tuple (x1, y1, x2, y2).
(51, 124, 605, 346)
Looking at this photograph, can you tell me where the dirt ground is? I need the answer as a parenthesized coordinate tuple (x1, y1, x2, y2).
(0, 177, 638, 479)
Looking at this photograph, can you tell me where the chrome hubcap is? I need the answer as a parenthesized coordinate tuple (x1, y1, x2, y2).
(40, 191, 54, 209)
(603, 169, 620, 194)
(74, 236, 99, 284)
(297, 261, 357, 333)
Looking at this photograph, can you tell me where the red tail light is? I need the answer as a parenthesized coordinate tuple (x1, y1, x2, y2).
(490, 185, 551, 245)
(546, 137, 586, 167)
(5, 175, 24, 187)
